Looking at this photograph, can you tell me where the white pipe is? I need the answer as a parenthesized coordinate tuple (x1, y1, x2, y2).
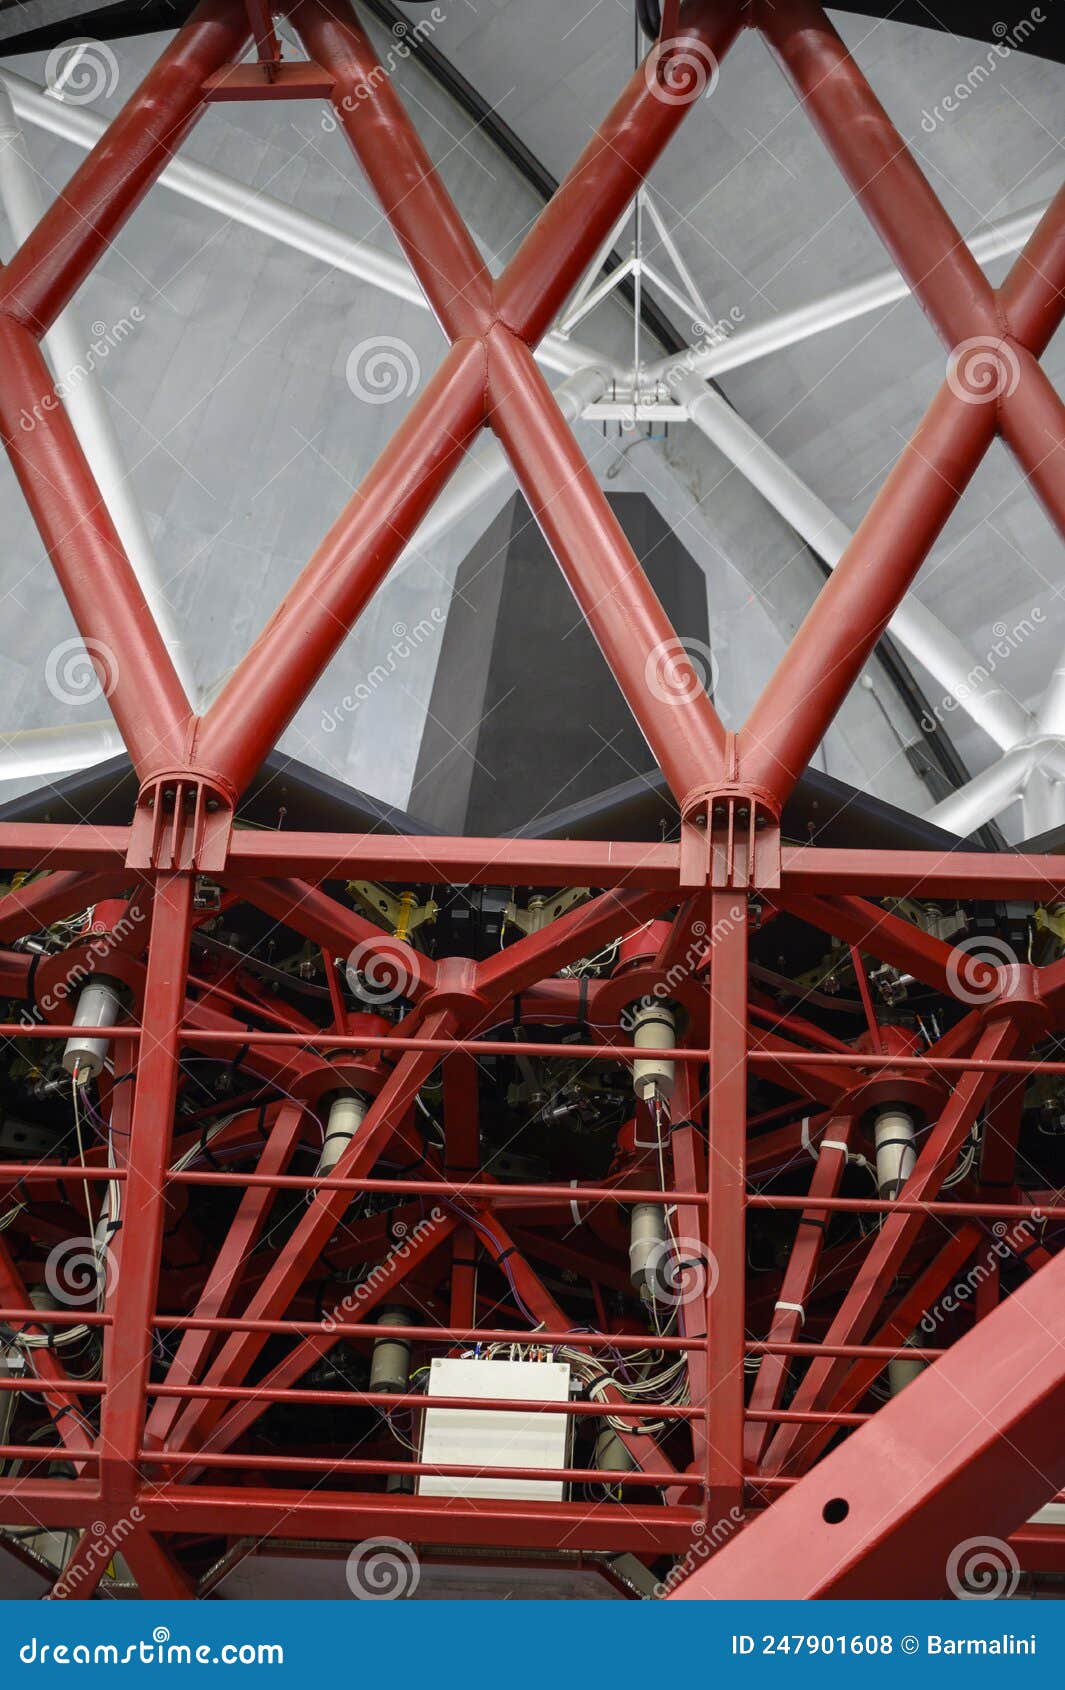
(647, 203, 1048, 383)
(1020, 764, 1065, 837)
(1036, 650, 1065, 739)
(0, 82, 198, 703)
(925, 744, 1034, 835)
(1, 71, 609, 383)
(0, 720, 124, 781)
(674, 372, 1034, 755)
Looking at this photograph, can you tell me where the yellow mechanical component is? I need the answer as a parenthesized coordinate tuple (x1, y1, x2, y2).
(347, 880, 437, 941)
(1035, 904, 1065, 946)
(504, 887, 590, 936)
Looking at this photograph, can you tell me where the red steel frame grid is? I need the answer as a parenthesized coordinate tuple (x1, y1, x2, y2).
(0, 0, 1062, 1598)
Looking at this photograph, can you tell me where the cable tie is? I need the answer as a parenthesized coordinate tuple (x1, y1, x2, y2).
(774, 1300, 805, 1324)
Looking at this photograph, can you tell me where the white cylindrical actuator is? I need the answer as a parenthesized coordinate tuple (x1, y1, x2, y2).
(62, 976, 122, 1080)
(630, 1001, 676, 1102)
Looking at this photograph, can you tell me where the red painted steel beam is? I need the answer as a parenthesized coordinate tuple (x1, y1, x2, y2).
(760, 0, 1065, 545)
(134, 1486, 700, 1552)
(674, 1244, 1065, 1599)
(763, 1015, 1023, 1474)
(773, 891, 958, 997)
(166, 1009, 455, 1452)
(180, 1210, 459, 1465)
(779, 848, 1065, 900)
(225, 830, 681, 887)
(97, 875, 193, 1508)
(0, 1240, 93, 1471)
(0, 0, 249, 336)
(475, 887, 667, 1005)
(705, 893, 749, 1517)
(740, 383, 995, 806)
(193, 340, 486, 795)
(0, 831, 128, 875)
(120, 1529, 195, 1600)
(238, 876, 437, 997)
(291, 0, 493, 337)
(0, 318, 193, 777)
(487, 328, 727, 803)
(144, 1100, 305, 1450)
(744, 1116, 854, 1466)
(495, 0, 743, 345)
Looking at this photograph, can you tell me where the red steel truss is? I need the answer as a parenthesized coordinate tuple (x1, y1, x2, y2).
(0, 0, 1064, 1599)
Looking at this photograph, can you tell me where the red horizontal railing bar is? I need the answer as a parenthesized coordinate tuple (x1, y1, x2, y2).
(0, 1307, 111, 1327)
(0, 1443, 100, 1464)
(746, 1340, 949, 1360)
(0, 1024, 137, 1038)
(744, 1408, 870, 1425)
(9, 1024, 1065, 1077)
(171, 1170, 697, 1204)
(748, 1194, 1058, 1220)
(0, 1379, 105, 1394)
(181, 1029, 691, 1060)
(149, 1316, 702, 1351)
(140, 1449, 698, 1487)
(0, 1163, 124, 1183)
(750, 1051, 1065, 1075)
(144, 1383, 700, 1418)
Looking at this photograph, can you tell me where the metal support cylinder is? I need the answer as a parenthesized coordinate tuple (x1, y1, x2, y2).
(316, 1092, 367, 1178)
(629, 1201, 667, 1294)
(631, 1001, 676, 1103)
(874, 1104, 923, 1393)
(874, 1104, 917, 1200)
(62, 976, 121, 1080)
(595, 1424, 635, 1475)
(370, 1306, 413, 1395)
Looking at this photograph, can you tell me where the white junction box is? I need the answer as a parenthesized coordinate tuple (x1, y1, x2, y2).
(417, 1357, 572, 1501)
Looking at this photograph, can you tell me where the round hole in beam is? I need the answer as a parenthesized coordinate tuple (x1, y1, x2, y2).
(822, 1497, 849, 1524)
